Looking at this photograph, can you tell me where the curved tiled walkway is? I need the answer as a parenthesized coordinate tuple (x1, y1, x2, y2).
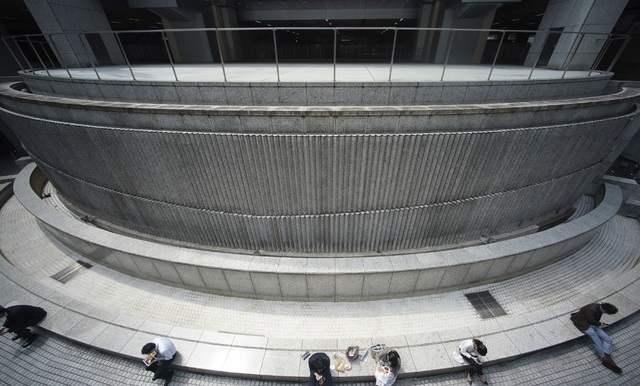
(0, 180, 639, 381)
(0, 312, 639, 385)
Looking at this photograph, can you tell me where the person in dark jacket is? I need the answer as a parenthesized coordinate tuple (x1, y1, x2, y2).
(0, 304, 47, 347)
(308, 352, 333, 386)
(570, 302, 621, 373)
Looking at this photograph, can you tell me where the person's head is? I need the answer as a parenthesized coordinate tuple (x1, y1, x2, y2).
(141, 342, 157, 355)
(312, 356, 327, 371)
(601, 303, 618, 315)
(473, 339, 487, 356)
(385, 350, 400, 368)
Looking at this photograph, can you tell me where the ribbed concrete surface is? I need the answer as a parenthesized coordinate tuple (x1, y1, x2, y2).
(0, 84, 638, 254)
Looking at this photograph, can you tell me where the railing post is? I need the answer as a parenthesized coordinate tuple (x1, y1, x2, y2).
(25, 35, 50, 76)
(112, 31, 135, 80)
(528, 30, 550, 80)
(39, 41, 56, 70)
(561, 32, 584, 79)
(587, 33, 611, 77)
(388, 28, 398, 82)
(606, 36, 630, 74)
(272, 28, 280, 82)
(2, 37, 26, 72)
(78, 32, 101, 80)
(487, 30, 505, 81)
(48, 34, 72, 78)
(333, 28, 337, 82)
(15, 37, 35, 73)
(160, 30, 178, 81)
(213, 29, 227, 82)
(440, 29, 454, 81)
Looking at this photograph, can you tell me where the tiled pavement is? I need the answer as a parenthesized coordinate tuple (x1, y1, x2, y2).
(0, 312, 638, 385)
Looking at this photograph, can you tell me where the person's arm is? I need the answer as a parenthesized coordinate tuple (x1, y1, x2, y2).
(584, 306, 602, 326)
(2, 317, 15, 332)
(459, 340, 473, 359)
(156, 350, 173, 361)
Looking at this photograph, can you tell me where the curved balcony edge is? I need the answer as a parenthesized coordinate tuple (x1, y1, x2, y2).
(11, 72, 617, 106)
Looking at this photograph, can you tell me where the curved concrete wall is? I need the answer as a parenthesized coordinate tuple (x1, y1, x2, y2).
(0, 82, 638, 254)
(13, 163, 623, 301)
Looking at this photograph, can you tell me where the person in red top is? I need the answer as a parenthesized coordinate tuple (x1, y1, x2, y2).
(0, 304, 47, 348)
(570, 302, 621, 373)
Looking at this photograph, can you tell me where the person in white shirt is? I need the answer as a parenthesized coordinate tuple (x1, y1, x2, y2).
(375, 349, 401, 386)
(459, 338, 488, 385)
(141, 337, 177, 385)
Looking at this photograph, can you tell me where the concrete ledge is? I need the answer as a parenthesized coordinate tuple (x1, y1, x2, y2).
(0, 182, 12, 207)
(14, 163, 623, 301)
(0, 81, 638, 121)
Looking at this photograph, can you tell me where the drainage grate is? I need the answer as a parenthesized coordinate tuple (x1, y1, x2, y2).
(465, 290, 507, 319)
(51, 260, 92, 283)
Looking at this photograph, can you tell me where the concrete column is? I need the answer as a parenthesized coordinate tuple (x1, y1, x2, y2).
(158, 13, 214, 63)
(412, 0, 437, 62)
(127, 0, 215, 64)
(524, 0, 629, 70)
(212, 4, 243, 62)
(434, 2, 500, 64)
(23, 0, 124, 68)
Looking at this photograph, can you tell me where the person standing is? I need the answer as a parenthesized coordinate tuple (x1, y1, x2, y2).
(141, 337, 177, 385)
(308, 352, 333, 386)
(459, 338, 488, 385)
(0, 304, 47, 348)
(570, 302, 621, 373)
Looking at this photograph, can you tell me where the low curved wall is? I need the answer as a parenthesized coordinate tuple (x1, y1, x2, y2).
(19, 72, 613, 106)
(14, 163, 622, 301)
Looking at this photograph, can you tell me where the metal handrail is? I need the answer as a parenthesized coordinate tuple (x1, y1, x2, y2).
(2, 27, 630, 83)
(160, 30, 178, 82)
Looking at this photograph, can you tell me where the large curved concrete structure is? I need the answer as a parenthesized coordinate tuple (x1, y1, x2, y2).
(0, 0, 639, 381)
(0, 72, 638, 256)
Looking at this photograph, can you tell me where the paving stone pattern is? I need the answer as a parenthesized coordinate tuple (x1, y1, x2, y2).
(0, 312, 638, 386)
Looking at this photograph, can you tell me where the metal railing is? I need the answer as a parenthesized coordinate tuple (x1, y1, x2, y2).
(2, 27, 631, 82)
